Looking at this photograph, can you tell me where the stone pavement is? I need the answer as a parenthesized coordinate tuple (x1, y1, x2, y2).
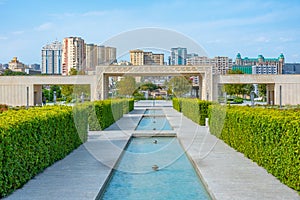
(5, 100, 299, 200)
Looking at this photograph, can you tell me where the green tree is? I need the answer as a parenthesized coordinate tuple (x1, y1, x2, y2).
(116, 76, 136, 97)
(224, 70, 254, 96)
(61, 68, 90, 102)
(50, 85, 62, 100)
(61, 85, 74, 102)
(167, 76, 192, 97)
(1, 69, 27, 76)
(258, 84, 267, 100)
(139, 82, 158, 91)
(69, 68, 78, 75)
(42, 85, 62, 102)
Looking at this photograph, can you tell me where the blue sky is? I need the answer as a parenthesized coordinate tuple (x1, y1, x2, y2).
(0, 0, 300, 64)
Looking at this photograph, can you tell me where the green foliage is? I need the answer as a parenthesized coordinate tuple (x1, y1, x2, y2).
(1, 69, 27, 76)
(42, 85, 62, 102)
(88, 99, 134, 131)
(209, 105, 300, 192)
(258, 84, 267, 100)
(69, 68, 78, 75)
(172, 98, 181, 112)
(0, 106, 88, 197)
(168, 76, 192, 97)
(224, 70, 254, 96)
(61, 85, 90, 102)
(139, 82, 158, 91)
(61, 85, 73, 100)
(172, 98, 212, 125)
(116, 76, 136, 97)
(233, 97, 244, 104)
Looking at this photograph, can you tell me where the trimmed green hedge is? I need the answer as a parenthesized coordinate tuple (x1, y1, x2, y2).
(0, 105, 88, 197)
(172, 98, 181, 112)
(172, 98, 212, 126)
(88, 99, 134, 131)
(209, 105, 300, 192)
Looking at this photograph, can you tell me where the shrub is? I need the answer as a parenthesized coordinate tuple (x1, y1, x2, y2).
(233, 97, 243, 104)
(0, 106, 88, 197)
(88, 99, 134, 131)
(209, 105, 300, 192)
(172, 98, 181, 112)
(173, 98, 211, 126)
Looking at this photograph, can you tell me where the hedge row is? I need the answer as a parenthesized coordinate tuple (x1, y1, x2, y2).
(172, 98, 181, 112)
(0, 105, 88, 197)
(172, 98, 212, 126)
(88, 99, 134, 131)
(209, 105, 300, 192)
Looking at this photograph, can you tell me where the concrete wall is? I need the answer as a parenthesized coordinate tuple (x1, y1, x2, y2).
(0, 76, 97, 106)
(274, 83, 300, 105)
(218, 74, 300, 105)
(0, 84, 33, 106)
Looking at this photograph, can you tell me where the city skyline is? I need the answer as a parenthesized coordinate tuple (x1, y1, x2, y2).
(0, 0, 300, 64)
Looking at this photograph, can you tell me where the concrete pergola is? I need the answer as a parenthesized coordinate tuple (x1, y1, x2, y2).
(95, 65, 213, 100)
(1, 65, 300, 106)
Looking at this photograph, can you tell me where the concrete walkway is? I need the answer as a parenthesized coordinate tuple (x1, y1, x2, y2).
(5, 100, 299, 200)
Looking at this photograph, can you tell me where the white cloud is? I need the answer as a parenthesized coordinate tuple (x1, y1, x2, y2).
(81, 11, 107, 17)
(12, 30, 24, 35)
(35, 22, 53, 31)
(255, 36, 270, 43)
(279, 37, 293, 42)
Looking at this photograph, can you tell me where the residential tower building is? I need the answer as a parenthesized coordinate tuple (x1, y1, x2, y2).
(97, 46, 117, 65)
(62, 37, 85, 75)
(85, 44, 98, 71)
(187, 56, 233, 74)
(170, 47, 187, 65)
(41, 40, 62, 74)
(130, 50, 164, 65)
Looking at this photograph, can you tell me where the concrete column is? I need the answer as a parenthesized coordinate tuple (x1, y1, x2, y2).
(201, 73, 207, 100)
(103, 75, 109, 99)
(34, 85, 42, 105)
(198, 74, 202, 99)
(89, 76, 98, 101)
(266, 84, 275, 105)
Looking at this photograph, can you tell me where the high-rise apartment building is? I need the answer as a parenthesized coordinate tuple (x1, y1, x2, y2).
(187, 56, 233, 74)
(234, 53, 284, 74)
(130, 50, 164, 65)
(130, 50, 144, 65)
(97, 46, 117, 65)
(85, 44, 117, 71)
(170, 47, 187, 65)
(41, 40, 62, 74)
(62, 37, 85, 75)
(144, 52, 164, 65)
(85, 44, 98, 71)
